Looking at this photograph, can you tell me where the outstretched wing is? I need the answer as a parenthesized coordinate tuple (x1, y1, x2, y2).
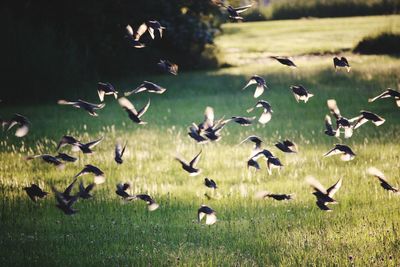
(137, 99, 151, 118)
(327, 178, 342, 197)
(189, 150, 202, 168)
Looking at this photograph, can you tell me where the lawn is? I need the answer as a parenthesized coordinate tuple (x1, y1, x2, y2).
(1, 15, 400, 266)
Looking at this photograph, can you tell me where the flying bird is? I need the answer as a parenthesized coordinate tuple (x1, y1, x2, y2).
(125, 81, 166, 96)
(146, 20, 166, 39)
(59, 178, 78, 201)
(55, 153, 77, 162)
(158, 59, 178, 75)
(231, 116, 256, 126)
(275, 140, 298, 153)
(134, 194, 159, 211)
(266, 157, 283, 175)
(97, 82, 118, 102)
(367, 167, 399, 193)
(125, 24, 146, 48)
(225, 4, 253, 20)
(78, 136, 104, 154)
(56, 135, 81, 151)
(327, 99, 354, 138)
(116, 183, 135, 200)
(25, 154, 65, 168)
(323, 144, 356, 161)
(351, 110, 385, 129)
(115, 142, 127, 164)
(324, 115, 337, 137)
(307, 176, 342, 211)
(3, 114, 30, 137)
(247, 100, 273, 124)
(74, 164, 105, 184)
(57, 99, 105, 116)
(240, 135, 263, 152)
(290, 85, 314, 103)
(198, 205, 217, 225)
(118, 97, 150, 125)
(23, 184, 48, 202)
(78, 181, 95, 199)
(333, 57, 350, 72)
(204, 178, 217, 189)
(255, 191, 293, 201)
(242, 75, 268, 98)
(368, 88, 400, 107)
(175, 150, 202, 176)
(247, 158, 260, 170)
(52, 185, 78, 215)
(270, 56, 297, 68)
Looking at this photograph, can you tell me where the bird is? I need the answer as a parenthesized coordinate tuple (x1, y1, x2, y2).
(246, 100, 273, 124)
(306, 176, 342, 212)
(115, 142, 127, 164)
(52, 185, 78, 215)
(324, 115, 337, 137)
(23, 184, 48, 202)
(158, 59, 178, 75)
(351, 110, 385, 129)
(290, 85, 314, 103)
(367, 167, 399, 193)
(368, 88, 400, 107)
(323, 144, 356, 161)
(242, 75, 268, 98)
(240, 135, 263, 152)
(266, 157, 283, 175)
(275, 140, 298, 153)
(115, 183, 135, 200)
(125, 81, 166, 96)
(78, 181, 95, 199)
(118, 97, 150, 125)
(247, 158, 260, 170)
(205, 178, 217, 189)
(97, 82, 118, 102)
(224, 4, 253, 20)
(74, 164, 105, 184)
(134, 194, 159, 211)
(327, 99, 354, 138)
(3, 114, 30, 137)
(125, 24, 146, 48)
(60, 178, 78, 201)
(146, 20, 166, 39)
(55, 153, 77, 162)
(231, 116, 256, 126)
(249, 149, 281, 174)
(57, 99, 105, 116)
(270, 56, 297, 68)
(25, 154, 65, 168)
(56, 135, 81, 151)
(198, 205, 217, 225)
(175, 150, 202, 176)
(333, 57, 350, 72)
(77, 136, 104, 154)
(255, 191, 293, 201)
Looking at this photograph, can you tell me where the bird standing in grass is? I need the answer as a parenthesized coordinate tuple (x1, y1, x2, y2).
(333, 57, 351, 72)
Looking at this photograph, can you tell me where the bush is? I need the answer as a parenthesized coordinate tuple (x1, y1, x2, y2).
(354, 32, 400, 54)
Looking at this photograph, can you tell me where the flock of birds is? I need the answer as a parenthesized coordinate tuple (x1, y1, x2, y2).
(2, 1, 400, 225)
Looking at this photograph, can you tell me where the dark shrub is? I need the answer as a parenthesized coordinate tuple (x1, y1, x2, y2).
(354, 32, 400, 54)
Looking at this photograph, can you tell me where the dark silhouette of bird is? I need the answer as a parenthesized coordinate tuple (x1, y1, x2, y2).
(270, 56, 297, 67)
(323, 144, 356, 161)
(115, 183, 135, 200)
(266, 157, 283, 175)
(351, 110, 385, 129)
(118, 97, 150, 125)
(125, 24, 146, 48)
(367, 167, 399, 194)
(247, 158, 260, 170)
(97, 82, 118, 102)
(125, 81, 166, 96)
(242, 75, 268, 98)
(78, 181, 95, 199)
(247, 100, 273, 124)
(56, 135, 81, 151)
(240, 135, 263, 152)
(368, 88, 400, 107)
(74, 164, 105, 184)
(290, 85, 314, 103)
(158, 59, 178, 75)
(175, 150, 202, 176)
(231, 116, 256, 126)
(146, 20, 166, 39)
(57, 99, 105, 116)
(224, 4, 253, 20)
(205, 178, 217, 189)
(198, 205, 217, 225)
(134, 194, 159, 211)
(249, 149, 281, 174)
(55, 153, 77, 162)
(23, 184, 48, 202)
(60, 178, 78, 201)
(25, 154, 65, 168)
(255, 191, 294, 201)
(324, 115, 337, 137)
(275, 140, 298, 153)
(252, 149, 274, 160)
(78, 136, 104, 154)
(333, 57, 350, 72)
(52, 185, 78, 215)
(115, 142, 127, 164)
(327, 99, 353, 138)
(3, 114, 30, 137)
(307, 176, 342, 212)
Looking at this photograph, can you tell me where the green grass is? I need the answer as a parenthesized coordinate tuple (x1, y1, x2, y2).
(1, 15, 400, 266)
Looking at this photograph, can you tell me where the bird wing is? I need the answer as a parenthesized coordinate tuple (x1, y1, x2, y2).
(352, 115, 367, 129)
(234, 4, 253, 13)
(341, 57, 349, 66)
(126, 24, 134, 36)
(57, 100, 77, 105)
(368, 90, 390, 102)
(367, 167, 386, 181)
(206, 214, 217, 225)
(316, 201, 332, 211)
(189, 150, 202, 168)
(327, 99, 341, 119)
(327, 178, 342, 197)
(306, 176, 327, 195)
(85, 136, 104, 149)
(118, 97, 138, 115)
(64, 178, 77, 196)
(97, 89, 105, 102)
(254, 85, 264, 98)
(258, 111, 272, 124)
(15, 125, 29, 137)
(137, 99, 151, 118)
(85, 183, 95, 193)
(203, 106, 214, 129)
(242, 78, 257, 90)
(325, 115, 334, 131)
(135, 23, 148, 40)
(323, 147, 341, 157)
(147, 26, 155, 39)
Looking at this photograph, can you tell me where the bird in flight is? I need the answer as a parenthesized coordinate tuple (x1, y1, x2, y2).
(198, 205, 217, 225)
(323, 144, 356, 161)
(118, 97, 151, 125)
(175, 150, 202, 176)
(367, 167, 399, 194)
(24, 184, 48, 202)
(97, 82, 118, 102)
(125, 81, 166, 96)
(158, 59, 178, 75)
(2, 114, 30, 137)
(368, 88, 400, 107)
(270, 56, 297, 68)
(290, 85, 314, 103)
(247, 100, 273, 124)
(333, 57, 351, 72)
(306, 176, 342, 211)
(242, 75, 268, 98)
(57, 99, 105, 116)
(74, 164, 105, 184)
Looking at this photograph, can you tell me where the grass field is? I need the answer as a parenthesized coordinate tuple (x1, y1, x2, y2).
(1, 15, 400, 266)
